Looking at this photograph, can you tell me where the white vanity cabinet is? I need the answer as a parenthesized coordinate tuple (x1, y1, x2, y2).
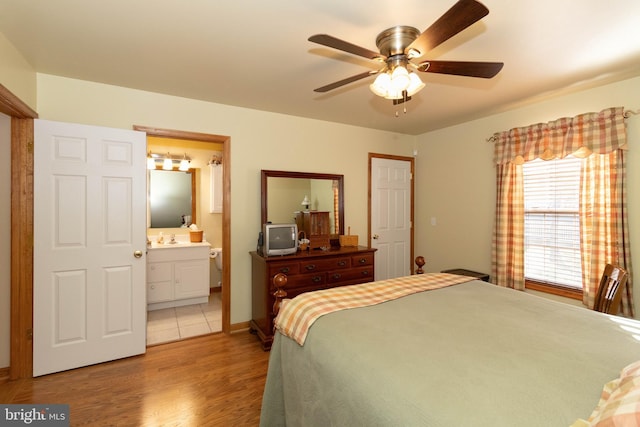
(147, 243, 211, 310)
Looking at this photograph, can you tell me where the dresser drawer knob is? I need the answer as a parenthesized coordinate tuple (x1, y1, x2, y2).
(332, 273, 342, 280)
(337, 260, 347, 267)
(305, 264, 317, 271)
(358, 258, 367, 264)
(279, 267, 290, 274)
(312, 275, 322, 283)
(362, 270, 370, 276)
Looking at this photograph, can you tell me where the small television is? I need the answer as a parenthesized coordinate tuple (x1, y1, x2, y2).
(261, 223, 298, 256)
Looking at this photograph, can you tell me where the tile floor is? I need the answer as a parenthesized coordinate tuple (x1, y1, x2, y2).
(146, 290, 222, 346)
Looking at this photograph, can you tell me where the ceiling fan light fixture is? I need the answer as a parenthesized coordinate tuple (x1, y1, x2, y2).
(384, 89, 405, 100)
(406, 72, 425, 96)
(370, 66, 424, 100)
(370, 72, 391, 97)
(390, 65, 410, 91)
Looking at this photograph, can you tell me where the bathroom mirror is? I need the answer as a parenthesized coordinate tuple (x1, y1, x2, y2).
(261, 170, 344, 235)
(148, 169, 197, 228)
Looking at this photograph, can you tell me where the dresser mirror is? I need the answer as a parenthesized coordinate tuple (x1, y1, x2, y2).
(261, 170, 344, 235)
(148, 168, 197, 228)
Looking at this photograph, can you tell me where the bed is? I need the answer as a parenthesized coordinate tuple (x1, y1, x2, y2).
(260, 272, 640, 426)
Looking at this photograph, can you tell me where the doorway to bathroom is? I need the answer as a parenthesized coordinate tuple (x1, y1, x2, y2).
(135, 126, 231, 346)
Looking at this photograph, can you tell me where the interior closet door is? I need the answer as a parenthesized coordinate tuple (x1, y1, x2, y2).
(33, 119, 147, 376)
(370, 157, 412, 280)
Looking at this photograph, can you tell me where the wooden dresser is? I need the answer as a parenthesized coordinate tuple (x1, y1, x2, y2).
(250, 246, 376, 350)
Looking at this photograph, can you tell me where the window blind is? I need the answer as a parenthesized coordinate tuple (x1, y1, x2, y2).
(523, 156, 582, 288)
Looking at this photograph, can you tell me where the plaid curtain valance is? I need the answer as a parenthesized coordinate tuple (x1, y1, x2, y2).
(493, 107, 627, 165)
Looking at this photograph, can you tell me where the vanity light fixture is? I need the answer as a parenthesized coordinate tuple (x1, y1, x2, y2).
(147, 152, 192, 171)
(179, 153, 190, 171)
(162, 153, 173, 171)
(146, 151, 156, 170)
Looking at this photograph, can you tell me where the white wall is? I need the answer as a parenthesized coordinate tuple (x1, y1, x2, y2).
(34, 73, 416, 326)
(416, 75, 640, 314)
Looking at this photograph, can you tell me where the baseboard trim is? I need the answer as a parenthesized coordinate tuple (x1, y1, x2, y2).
(230, 321, 250, 333)
(0, 367, 9, 383)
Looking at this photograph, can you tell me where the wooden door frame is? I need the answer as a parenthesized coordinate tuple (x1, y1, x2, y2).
(367, 153, 415, 274)
(133, 126, 231, 335)
(1, 84, 38, 379)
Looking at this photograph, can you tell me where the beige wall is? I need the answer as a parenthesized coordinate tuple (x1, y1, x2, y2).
(1, 34, 639, 369)
(34, 73, 416, 327)
(0, 33, 36, 110)
(0, 32, 36, 369)
(416, 75, 640, 314)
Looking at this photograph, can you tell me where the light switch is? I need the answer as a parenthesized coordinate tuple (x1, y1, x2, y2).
(431, 217, 437, 226)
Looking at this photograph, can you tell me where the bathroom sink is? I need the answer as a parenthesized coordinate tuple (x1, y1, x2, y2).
(149, 240, 209, 249)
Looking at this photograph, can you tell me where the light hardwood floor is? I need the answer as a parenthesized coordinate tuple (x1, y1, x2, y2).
(0, 331, 270, 426)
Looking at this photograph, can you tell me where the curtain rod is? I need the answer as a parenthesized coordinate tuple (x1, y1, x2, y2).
(485, 108, 640, 143)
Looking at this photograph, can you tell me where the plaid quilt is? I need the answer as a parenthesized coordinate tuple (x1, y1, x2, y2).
(274, 273, 475, 345)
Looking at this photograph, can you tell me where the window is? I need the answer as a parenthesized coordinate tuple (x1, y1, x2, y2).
(522, 156, 582, 290)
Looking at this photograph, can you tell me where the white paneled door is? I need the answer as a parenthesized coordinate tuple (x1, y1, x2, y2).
(371, 157, 412, 281)
(33, 119, 147, 376)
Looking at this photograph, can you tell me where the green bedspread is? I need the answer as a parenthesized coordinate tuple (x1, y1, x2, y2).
(260, 280, 640, 426)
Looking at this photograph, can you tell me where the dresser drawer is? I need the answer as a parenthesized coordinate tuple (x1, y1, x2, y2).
(299, 256, 351, 273)
(351, 253, 374, 267)
(327, 266, 374, 284)
(284, 272, 326, 289)
(268, 261, 300, 277)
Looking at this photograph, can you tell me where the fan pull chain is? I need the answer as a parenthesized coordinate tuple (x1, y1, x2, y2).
(394, 105, 408, 117)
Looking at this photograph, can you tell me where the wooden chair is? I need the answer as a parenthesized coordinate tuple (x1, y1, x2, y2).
(593, 264, 628, 315)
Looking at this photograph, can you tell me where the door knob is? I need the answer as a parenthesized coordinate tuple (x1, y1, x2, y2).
(372, 234, 379, 240)
(133, 250, 143, 258)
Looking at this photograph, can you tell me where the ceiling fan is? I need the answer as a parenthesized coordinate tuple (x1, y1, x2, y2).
(308, 0, 503, 105)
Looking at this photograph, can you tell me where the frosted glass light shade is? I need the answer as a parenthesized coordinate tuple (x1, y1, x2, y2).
(390, 66, 410, 91)
(370, 73, 391, 97)
(162, 158, 173, 170)
(147, 157, 156, 170)
(406, 73, 425, 96)
(369, 67, 425, 100)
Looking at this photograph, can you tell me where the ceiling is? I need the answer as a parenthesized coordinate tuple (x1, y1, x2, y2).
(1, 0, 640, 135)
